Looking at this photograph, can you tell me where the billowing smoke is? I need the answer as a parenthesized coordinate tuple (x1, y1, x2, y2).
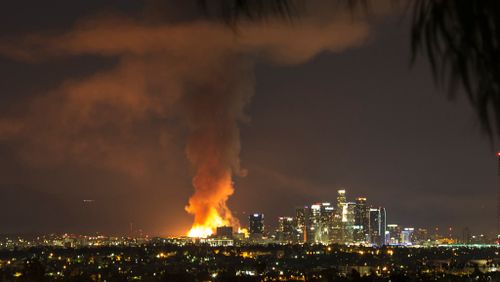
(183, 58, 253, 237)
(0, 11, 369, 235)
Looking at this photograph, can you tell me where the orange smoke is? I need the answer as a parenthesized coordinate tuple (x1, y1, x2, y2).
(185, 169, 235, 238)
(183, 84, 247, 237)
(0, 8, 372, 237)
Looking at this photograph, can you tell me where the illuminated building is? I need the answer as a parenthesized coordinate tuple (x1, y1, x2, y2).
(310, 204, 322, 243)
(216, 226, 233, 238)
(321, 203, 335, 243)
(337, 189, 346, 206)
(342, 202, 356, 243)
(295, 206, 310, 243)
(369, 207, 387, 246)
(386, 224, 401, 245)
(277, 217, 295, 243)
(200, 237, 234, 247)
(413, 228, 429, 244)
(332, 189, 347, 243)
(308, 203, 334, 244)
(470, 233, 489, 244)
(401, 227, 414, 245)
(249, 213, 264, 237)
(354, 197, 369, 243)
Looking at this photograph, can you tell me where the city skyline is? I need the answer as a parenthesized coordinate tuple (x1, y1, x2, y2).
(2, 1, 500, 281)
(0, 184, 492, 241)
(0, 1, 498, 238)
(211, 188, 493, 246)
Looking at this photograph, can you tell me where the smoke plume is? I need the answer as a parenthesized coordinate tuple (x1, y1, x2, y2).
(0, 12, 369, 235)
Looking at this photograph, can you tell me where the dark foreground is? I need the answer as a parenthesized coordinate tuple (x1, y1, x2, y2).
(1, 242, 499, 281)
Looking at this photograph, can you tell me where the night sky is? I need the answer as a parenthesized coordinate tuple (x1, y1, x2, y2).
(0, 1, 496, 237)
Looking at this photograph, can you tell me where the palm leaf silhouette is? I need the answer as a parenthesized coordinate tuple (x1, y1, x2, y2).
(199, 0, 500, 138)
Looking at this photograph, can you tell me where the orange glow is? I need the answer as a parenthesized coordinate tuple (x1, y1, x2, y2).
(185, 169, 238, 238)
(187, 226, 214, 238)
(186, 210, 227, 238)
(238, 227, 249, 238)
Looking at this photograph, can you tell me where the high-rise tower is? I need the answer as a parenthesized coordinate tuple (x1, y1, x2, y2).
(354, 197, 369, 243)
(249, 213, 264, 236)
(369, 207, 387, 246)
(332, 189, 346, 243)
(295, 206, 310, 243)
(277, 217, 295, 243)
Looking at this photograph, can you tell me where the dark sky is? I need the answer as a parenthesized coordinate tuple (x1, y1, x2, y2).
(0, 1, 496, 237)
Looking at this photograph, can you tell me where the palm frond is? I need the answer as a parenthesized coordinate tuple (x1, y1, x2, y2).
(411, 0, 500, 138)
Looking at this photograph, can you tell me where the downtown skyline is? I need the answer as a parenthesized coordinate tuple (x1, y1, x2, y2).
(0, 0, 497, 238)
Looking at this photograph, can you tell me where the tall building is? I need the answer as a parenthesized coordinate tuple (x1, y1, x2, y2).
(354, 197, 369, 243)
(337, 189, 347, 209)
(343, 202, 356, 243)
(321, 202, 335, 243)
(249, 213, 264, 236)
(295, 206, 310, 243)
(307, 203, 335, 244)
(332, 189, 347, 243)
(310, 204, 322, 243)
(277, 217, 295, 243)
(369, 207, 387, 246)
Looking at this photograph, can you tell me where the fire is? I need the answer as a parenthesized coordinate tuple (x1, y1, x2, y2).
(238, 227, 249, 238)
(185, 169, 238, 238)
(187, 226, 213, 238)
(187, 210, 227, 238)
(183, 72, 247, 239)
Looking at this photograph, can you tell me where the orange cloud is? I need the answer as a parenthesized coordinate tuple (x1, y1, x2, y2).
(0, 11, 370, 234)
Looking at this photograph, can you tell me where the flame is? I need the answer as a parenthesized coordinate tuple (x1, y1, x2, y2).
(183, 66, 247, 239)
(238, 227, 249, 238)
(186, 210, 227, 238)
(185, 169, 238, 238)
(187, 226, 213, 238)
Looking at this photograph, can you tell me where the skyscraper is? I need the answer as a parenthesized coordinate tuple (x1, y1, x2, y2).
(306, 203, 334, 244)
(295, 206, 310, 243)
(249, 213, 264, 237)
(277, 217, 295, 243)
(343, 202, 356, 243)
(310, 204, 322, 243)
(369, 207, 387, 246)
(337, 189, 346, 208)
(320, 202, 335, 244)
(332, 189, 347, 243)
(354, 197, 369, 243)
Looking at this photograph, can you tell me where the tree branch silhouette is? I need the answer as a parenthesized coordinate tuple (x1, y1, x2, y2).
(411, 0, 500, 138)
